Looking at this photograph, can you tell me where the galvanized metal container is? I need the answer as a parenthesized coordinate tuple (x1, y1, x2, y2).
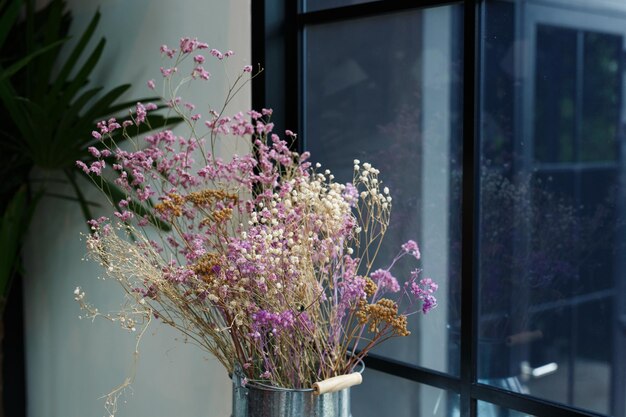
(231, 362, 363, 417)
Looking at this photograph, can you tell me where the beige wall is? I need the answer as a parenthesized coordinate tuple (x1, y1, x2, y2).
(22, 1, 250, 416)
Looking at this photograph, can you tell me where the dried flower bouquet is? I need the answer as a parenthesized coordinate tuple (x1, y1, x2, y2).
(75, 37, 437, 406)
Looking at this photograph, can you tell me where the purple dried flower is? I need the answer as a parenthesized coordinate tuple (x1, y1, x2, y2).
(370, 269, 400, 293)
(401, 240, 421, 259)
(410, 275, 438, 314)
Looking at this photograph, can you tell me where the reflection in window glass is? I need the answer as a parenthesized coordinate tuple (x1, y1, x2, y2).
(534, 25, 620, 163)
(304, 5, 463, 374)
(477, 401, 534, 417)
(533, 25, 577, 163)
(479, 1, 626, 416)
(352, 368, 458, 417)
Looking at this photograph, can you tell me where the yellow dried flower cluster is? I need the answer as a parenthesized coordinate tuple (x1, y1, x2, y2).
(356, 298, 410, 337)
(154, 192, 185, 217)
(191, 253, 221, 283)
(185, 189, 238, 206)
(364, 277, 377, 297)
(155, 189, 237, 224)
(212, 207, 233, 222)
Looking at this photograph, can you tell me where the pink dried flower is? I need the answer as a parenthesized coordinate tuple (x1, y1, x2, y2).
(76, 160, 89, 174)
(370, 269, 400, 293)
(89, 160, 105, 175)
(113, 210, 133, 222)
(180, 37, 197, 53)
(135, 102, 147, 125)
(87, 216, 109, 231)
(192, 66, 210, 80)
(248, 110, 262, 119)
(160, 67, 177, 77)
(87, 147, 101, 158)
(401, 240, 421, 259)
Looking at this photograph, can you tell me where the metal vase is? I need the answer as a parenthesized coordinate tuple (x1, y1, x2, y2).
(231, 363, 363, 417)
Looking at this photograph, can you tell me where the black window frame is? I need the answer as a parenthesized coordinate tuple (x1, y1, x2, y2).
(251, 1, 612, 416)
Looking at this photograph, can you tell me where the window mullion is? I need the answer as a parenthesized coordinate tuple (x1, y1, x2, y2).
(460, 0, 480, 416)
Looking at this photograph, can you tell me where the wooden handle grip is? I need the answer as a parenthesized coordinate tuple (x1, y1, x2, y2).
(312, 372, 362, 395)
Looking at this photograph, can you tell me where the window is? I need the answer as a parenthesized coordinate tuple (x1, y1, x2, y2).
(252, 1, 626, 416)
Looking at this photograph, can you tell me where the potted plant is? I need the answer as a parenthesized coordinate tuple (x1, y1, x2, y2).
(76, 38, 439, 417)
(0, 1, 178, 414)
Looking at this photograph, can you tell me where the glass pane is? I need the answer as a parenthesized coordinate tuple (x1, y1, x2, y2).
(477, 401, 535, 417)
(533, 25, 577, 163)
(353, 368, 458, 417)
(581, 31, 621, 162)
(304, 5, 463, 374)
(479, 1, 626, 416)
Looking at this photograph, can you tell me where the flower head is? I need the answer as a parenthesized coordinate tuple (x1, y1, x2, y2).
(401, 240, 420, 259)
